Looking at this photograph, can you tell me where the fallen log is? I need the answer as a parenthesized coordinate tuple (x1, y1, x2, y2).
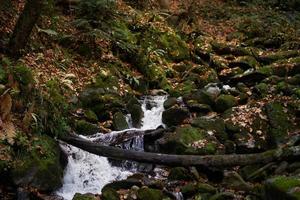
(60, 134, 300, 167)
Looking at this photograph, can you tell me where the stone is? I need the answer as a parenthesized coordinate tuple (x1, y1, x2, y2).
(162, 107, 189, 127)
(157, 125, 206, 154)
(264, 176, 300, 200)
(126, 97, 143, 128)
(101, 187, 119, 200)
(72, 193, 96, 200)
(84, 110, 98, 123)
(112, 112, 129, 131)
(215, 95, 237, 113)
(74, 120, 100, 135)
(11, 136, 64, 192)
(168, 167, 194, 181)
(209, 192, 235, 200)
(265, 102, 290, 146)
(137, 187, 164, 200)
(223, 171, 252, 191)
(163, 97, 178, 109)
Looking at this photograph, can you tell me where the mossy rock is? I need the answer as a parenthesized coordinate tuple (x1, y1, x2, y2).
(127, 102, 143, 128)
(158, 125, 207, 154)
(229, 56, 259, 70)
(168, 167, 194, 181)
(214, 95, 237, 113)
(162, 107, 189, 127)
(170, 80, 197, 97)
(137, 187, 164, 200)
(102, 187, 120, 200)
(186, 101, 212, 114)
(163, 97, 178, 109)
(84, 110, 98, 123)
(264, 176, 300, 200)
(259, 50, 299, 65)
(181, 182, 216, 198)
(265, 102, 290, 146)
(11, 135, 64, 192)
(72, 193, 96, 200)
(158, 33, 190, 61)
(209, 192, 235, 200)
(113, 112, 129, 131)
(74, 120, 100, 135)
(254, 83, 269, 97)
(211, 42, 251, 56)
(191, 117, 228, 143)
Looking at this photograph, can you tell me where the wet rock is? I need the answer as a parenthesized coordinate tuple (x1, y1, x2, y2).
(163, 97, 178, 109)
(215, 94, 237, 113)
(264, 176, 300, 200)
(126, 97, 143, 128)
(162, 107, 189, 127)
(137, 187, 164, 200)
(113, 112, 129, 131)
(12, 136, 64, 192)
(103, 175, 143, 191)
(72, 193, 96, 200)
(168, 167, 195, 181)
(74, 120, 100, 135)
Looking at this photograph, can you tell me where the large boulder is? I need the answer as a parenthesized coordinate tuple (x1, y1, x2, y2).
(74, 120, 100, 135)
(162, 107, 190, 127)
(11, 135, 65, 192)
(214, 94, 237, 113)
(126, 96, 143, 128)
(137, 187, 164, 200)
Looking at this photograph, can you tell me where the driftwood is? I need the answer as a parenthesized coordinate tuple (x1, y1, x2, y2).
(90, 127, 169, 146)
(61, 134, 300, 167)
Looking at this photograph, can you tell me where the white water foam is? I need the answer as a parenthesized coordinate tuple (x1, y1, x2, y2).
(56, 95, 167, 200)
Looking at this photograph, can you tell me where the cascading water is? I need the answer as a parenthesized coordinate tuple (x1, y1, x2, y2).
(56, 96, 167, 200)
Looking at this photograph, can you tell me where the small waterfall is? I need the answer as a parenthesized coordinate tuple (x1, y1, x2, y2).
(56, 96, 167, 200)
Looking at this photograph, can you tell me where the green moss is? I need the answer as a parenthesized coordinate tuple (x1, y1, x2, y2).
(215, 95, 237, 113)
(102, 187, 119, 200)
(11, 64, 34, 86)
(137, 187, 164, 200)
(74, 120, 100, 135)
(168, 167, 194, 181)
(113, 112, 129, 131)
(84, 110, 98, 123)
(12, 135, 63, 191)
(72, 193, 95, 200)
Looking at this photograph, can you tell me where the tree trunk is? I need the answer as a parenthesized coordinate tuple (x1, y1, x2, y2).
(61, 134, 300, 167)
(8, 0, 44, 58)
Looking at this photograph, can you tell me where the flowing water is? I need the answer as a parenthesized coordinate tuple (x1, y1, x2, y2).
(56, 96, 167, 200)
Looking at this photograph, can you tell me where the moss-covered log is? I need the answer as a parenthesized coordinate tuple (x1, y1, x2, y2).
(8, 0, 44, 57)
(61, 134, 300, 167)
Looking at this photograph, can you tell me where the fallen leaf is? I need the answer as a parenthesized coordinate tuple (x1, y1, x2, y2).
(0, 93, 12, 120)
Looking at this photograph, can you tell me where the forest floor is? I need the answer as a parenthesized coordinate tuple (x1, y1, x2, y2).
(0, 0, 300, 199)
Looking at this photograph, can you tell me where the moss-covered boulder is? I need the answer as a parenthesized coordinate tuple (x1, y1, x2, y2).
(259, 50, 299, 65)
(126, 97, 143, 128)
(264, 176, 300, 200)
(214, 95, 237, 113)
(181, 182, 216, 198)
(101, 187, 120, 200)
(84, 110, 98, 123)
(229, 56, 259, 70)
(137, 187, 164, 200)
(265, 102, 290, 146)
(162, 107, 189, 127)
(113, 112, 129, 131)
(163, 97, 178, 109)
(11, 135, 64, 192)
(157, 125, 218, 155)
(74, 120, 100, 135)
(168, 167, 194, 181)
(72, 193, 96, 200)
(191, 117, 228, 143)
